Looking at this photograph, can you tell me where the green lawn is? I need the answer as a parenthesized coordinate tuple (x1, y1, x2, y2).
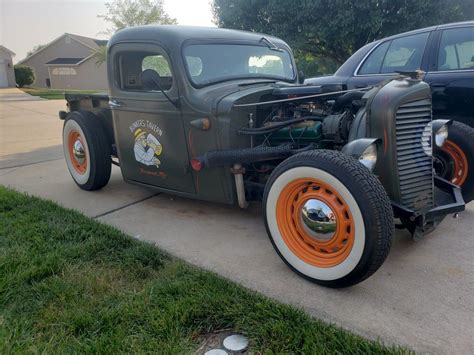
(0, 186, 407, 353)
(20, 87, 103, 100)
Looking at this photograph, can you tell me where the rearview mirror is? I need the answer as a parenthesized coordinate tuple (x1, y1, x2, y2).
(141, 69, 161, 90)
(140, 69, 179, 109)
(298, 70, 305, 84)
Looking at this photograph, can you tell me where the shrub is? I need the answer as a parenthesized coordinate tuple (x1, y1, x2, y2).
(14, 65, 35, 87)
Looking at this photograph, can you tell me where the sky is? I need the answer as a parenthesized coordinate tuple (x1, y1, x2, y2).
(0, 0, 215, 63)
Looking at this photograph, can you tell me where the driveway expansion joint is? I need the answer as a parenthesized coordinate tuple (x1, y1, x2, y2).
(93, 193, 161, 219)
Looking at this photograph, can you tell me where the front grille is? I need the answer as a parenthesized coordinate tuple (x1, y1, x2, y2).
(395, 99, 434, 211)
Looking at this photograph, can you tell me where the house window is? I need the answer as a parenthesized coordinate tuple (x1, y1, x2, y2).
(65, 36, 71, 44)
(52, 67, 77, 75)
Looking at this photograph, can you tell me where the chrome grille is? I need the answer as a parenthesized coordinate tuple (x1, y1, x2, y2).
(396, 99, 434, 211)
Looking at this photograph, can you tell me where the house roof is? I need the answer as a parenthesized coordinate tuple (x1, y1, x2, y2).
(45, 57, 85, 65)
(18, 33, 108, 64)
(0, 45, 16, 56)
(94, 39, 109, 46)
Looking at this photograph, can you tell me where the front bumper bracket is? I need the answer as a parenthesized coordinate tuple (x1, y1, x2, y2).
(391, 176, 465, 239)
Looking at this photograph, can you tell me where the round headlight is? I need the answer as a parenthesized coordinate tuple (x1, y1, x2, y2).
(359, 143, 377, 171)
(435, 124, 449, 147)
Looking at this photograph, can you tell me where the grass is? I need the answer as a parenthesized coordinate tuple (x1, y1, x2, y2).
(0, 186, 407, 353)
(20, 87, 103, 100)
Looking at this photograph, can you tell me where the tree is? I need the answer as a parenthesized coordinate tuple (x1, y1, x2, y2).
(94, 45, 107, 65)
(212, 0, 474, 74)
(26, 44, 46, 57)
(99, 0, 177, 34)
(14, 65, 35, 87)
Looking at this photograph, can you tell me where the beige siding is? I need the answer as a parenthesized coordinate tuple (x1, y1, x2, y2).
(0, 48, 16, 87)
(50, 59, 108, 90)
(20, 36, 93, 88)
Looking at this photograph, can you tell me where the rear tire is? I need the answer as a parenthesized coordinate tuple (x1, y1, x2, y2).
(434, 121, 474, 203)
(263, 150, 394, 288)
(63, 111, 111, 191)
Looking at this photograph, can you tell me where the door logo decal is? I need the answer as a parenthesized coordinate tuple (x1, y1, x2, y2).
(130, 120, 163, 169)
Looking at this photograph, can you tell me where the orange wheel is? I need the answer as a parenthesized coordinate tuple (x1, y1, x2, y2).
(264, 150, 393, 288)
(63, 111, 111, 191)
(67, 130, 87, 175)
(276, 178, 355, 268)
(441, 140, 468, 186)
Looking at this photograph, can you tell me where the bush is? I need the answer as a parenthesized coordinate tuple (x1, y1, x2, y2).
(14, 65, 35, 87)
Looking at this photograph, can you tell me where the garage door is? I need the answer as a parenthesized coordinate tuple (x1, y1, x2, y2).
(0, 59, 8, 87)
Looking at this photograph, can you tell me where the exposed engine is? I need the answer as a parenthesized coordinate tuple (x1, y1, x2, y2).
(238, 86, 368, 150)
(227, 86, 371, 202)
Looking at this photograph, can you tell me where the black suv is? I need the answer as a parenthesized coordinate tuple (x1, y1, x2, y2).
(306, 21, 474, 127)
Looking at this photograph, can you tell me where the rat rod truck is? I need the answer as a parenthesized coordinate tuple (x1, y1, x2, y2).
(59, 26, 473, 287)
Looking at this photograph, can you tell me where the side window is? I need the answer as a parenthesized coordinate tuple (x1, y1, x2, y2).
(380, 32, 429, 73)
(142, 55, 172, 76)
(437, 27, 474, 71)
(359, 41, 390, 75)
(118, 51, 173, 92)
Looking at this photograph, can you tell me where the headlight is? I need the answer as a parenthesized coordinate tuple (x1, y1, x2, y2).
(435, 124, 449, 147)
(359, 143, 377, 171)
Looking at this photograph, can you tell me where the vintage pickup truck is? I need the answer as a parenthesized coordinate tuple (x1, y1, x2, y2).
(59, 26, 472, 287)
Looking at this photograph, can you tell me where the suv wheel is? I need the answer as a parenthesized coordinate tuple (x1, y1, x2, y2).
(434, 121, 474, 203)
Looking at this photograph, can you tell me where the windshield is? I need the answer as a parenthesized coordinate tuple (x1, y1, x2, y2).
(183, 43, 295, 86)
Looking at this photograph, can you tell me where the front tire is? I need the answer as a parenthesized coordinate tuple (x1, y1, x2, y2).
(434, 121, 474, 203)
(63, 111, 111, 191)
(263, 150, 394, 288)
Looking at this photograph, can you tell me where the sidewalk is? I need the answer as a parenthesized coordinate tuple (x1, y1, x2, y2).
(0, 87, 46, 102)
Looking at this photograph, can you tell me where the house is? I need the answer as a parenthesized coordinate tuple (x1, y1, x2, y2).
(0, 45, 16, 87)
(18, 33, 108, 90)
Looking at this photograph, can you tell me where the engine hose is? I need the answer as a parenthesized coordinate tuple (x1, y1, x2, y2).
(238, 116, 324, 136)
(332, 91, 365, 112)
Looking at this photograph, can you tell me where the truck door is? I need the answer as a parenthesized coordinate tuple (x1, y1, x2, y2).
(109, 43, 195, 193)
(424, 26, 474, 127)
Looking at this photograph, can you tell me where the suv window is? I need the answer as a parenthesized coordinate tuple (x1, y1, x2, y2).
(117, 51, 173, 91)
(359, 33, 429, 75)
(359, 41, 390, 75)
(437, 27, 474, 71)
(380, 32, 429, 73)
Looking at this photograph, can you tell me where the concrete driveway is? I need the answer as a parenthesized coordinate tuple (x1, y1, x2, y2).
(1, 89, 473, 353)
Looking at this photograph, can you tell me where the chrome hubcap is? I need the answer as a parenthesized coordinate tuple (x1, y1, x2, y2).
(300, 199, 337, 242)
(73, 139, 85, 164)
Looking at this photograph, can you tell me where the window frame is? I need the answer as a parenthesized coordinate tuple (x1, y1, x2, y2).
(433, 26, 474, 73)
(355, 30, 432, 77)
(112, 43, 176, 96)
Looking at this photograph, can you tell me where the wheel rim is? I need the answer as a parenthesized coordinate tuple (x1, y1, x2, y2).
(441, 140, 468, 186)
(67, 130, 87, 175)
(276, 178, 355, 268)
